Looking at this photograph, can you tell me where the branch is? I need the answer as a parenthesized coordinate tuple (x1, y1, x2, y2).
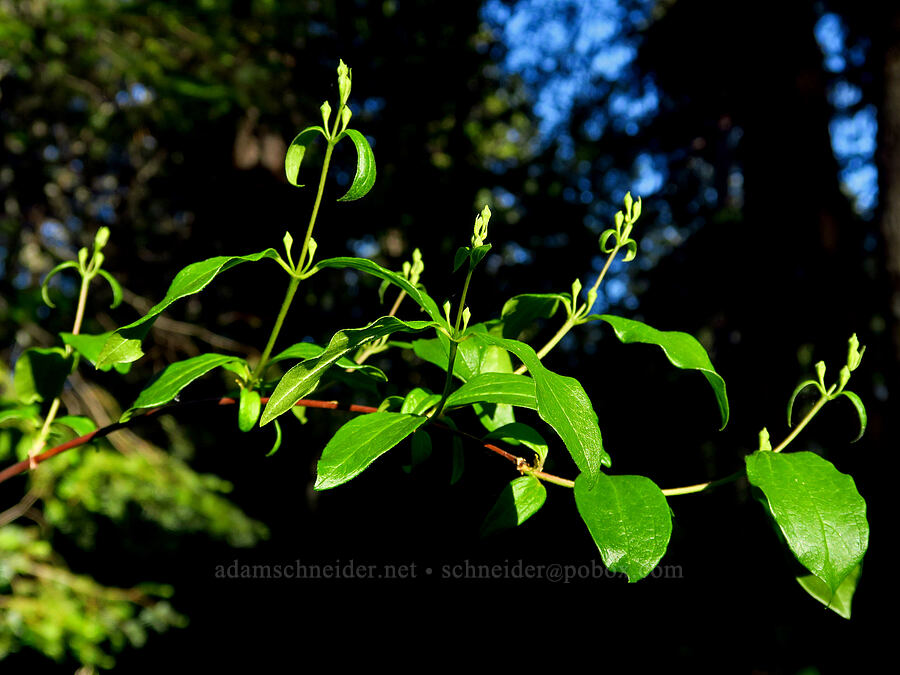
(0, 396, 551, 487)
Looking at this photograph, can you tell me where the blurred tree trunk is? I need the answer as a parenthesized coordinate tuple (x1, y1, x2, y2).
(878, 10, 900, 360)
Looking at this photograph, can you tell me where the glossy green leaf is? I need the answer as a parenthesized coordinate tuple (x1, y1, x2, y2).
(836, 390, 867, 442)
(444, 373, 537, 411)
(335, 128, 376, 201)
(60, 332, 130, 374)
(413, 329, 513, 381)
(260, 316, 434, 426)
(266, 419, 283, 457)
(40, 261, 79, 308)
(96, 268, 123, 308)
(574, 472, 673, 582)
(400, 388, 442, 415)
(470, 331, 610, 481)
(315, 256, 446, 328)
(599, 314, 729, 430)
(796, 563, 861, 619)
(453, 246, 469, 273)
(269, 342, 388, 382)
(97, 249, 282, 368)
(238, 388, 261, 432)
(51, 415, 97, 437)
(284, 126, 327, 187)
(13, 347, 74, 405)
(484, 422, 549, 467)
(123, 353, 244, 420)
(787, 379, 822, 427)
(745, 450, 868, 592)
(480, 475, 547, 538)
(315, 412, 427, 490)
(500, 293, 568, 339)
(403, 430, 432, 473)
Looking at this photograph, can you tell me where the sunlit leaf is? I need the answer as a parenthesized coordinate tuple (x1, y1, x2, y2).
(745, 450, 868, 593)
(335, 128, 376, 201)
(284, 126, 327, 187)
(444, 372, 537, 411)
(316, 256, 446, 328)
(260, 316, 434, 426)
(598, 314, 729, 430)
(469, 330, 610, 482)
(574, 472, 672, 582)
(315, 412, 427, 490)
(97, 249, 282, 368)
(123, 354, 244, 420)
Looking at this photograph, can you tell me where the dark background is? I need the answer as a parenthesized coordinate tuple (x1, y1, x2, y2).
(1, 0, 894, 671)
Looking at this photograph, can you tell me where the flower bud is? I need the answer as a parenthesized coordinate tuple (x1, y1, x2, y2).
(320, 100, 332, 129)
(624, 191, 633, 216)
(337, 59, 352, 107)
(340, 105, 352, 132)
(758, 427, 771, 452)
(94, 226, 110, 250)
(815, 360, 826, 385)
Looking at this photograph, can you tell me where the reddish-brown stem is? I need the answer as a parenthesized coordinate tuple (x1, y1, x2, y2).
(0, 396, 549, 486)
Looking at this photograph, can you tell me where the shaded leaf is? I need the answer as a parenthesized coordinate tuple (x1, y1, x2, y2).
(480, 475, 547, 537)
(51, 415, 97, 437)
(574, 472, 672, 582)
(745, 450, 868, 593)
(500, 293, 569, 339)
(484, 422, 549, 467)
(13, 347, 73, 405)
(315, 412, 427, 490)
(796, 563, 861, 619)
(836, 390, 867, 442)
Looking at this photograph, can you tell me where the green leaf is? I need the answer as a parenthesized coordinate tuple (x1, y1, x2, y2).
(787, 379, 822, 427)
(315, 257, 447, 328)
(97, 268, 123, 308)
(403, 430, 432, 473)
(453, 246, 469, 273)
(484, 422, 549, 467)
(0, 404, 41, 426)
(796, 563, 861, 619)
(60, 332, 131, 374)
(260, 316, 434, 426)
(40, 261, 79, 308)
(13, 347, 74, 405)
(836, 390, 867, 442)
(335, 128, 376, 201)
(400, 388, 442, 415)
(480, 475, 547, 538)
(500, 293, 568, 339)
(123, 354, 244, 420)
(315, 412, 427, 490)
(745, 450, 868, 593)
(284, 126, 327, 187)
(444, 373, 537, 411)
(574, 472, 673, 582)
(238, 388, 262, 432)
(269, 342, 388, 382)
(97, 249, 282, 368)
(266, 419, 283, 457)
(598, 314, 729, 430)
(470, 331, 610, 482)
(51, 415, 97, 437)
